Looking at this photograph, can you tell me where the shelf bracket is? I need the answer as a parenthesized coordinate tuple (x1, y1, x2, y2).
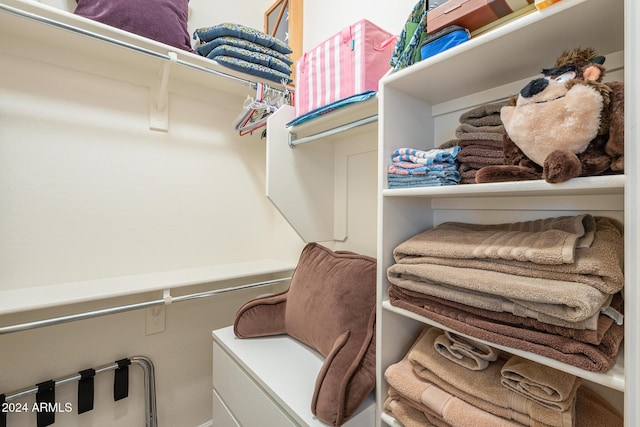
(149, 51, 177, 132)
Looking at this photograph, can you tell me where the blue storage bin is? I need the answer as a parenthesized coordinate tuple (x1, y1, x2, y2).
(420, 25, 470, 60)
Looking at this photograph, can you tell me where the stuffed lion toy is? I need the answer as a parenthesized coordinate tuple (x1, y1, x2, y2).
(476, 48, 624, 184)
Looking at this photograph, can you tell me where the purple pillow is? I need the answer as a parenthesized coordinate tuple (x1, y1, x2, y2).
(74, 0, 193, 52)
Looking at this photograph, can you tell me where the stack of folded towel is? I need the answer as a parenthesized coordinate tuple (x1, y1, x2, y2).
(387, 147, 461, 188)
(193, 23, 293, 84)
(454, 101, 507, 184)
(384, 326, 623, 427)
(387, 214, 625, 372)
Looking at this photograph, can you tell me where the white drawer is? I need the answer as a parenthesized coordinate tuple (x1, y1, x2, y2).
(213, 339, 299, 427)
(212, 389, 241, 427)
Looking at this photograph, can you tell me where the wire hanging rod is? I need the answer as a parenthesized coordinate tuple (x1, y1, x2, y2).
(0, 277, 291, 335)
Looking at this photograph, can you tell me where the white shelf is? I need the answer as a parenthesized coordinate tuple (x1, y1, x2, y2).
(0, 259, 296, 315)
(383, 175, 625, 197)
(382, 300, 625, 392)
(381, 413, 403, 427)
(0, 0, 290, 98)
(381, 0, 624, 106)
(287, 95, 378, 144)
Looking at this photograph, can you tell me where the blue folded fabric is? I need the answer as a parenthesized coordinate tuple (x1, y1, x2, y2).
(194, 23, 292, 54)
(213, 56, 292, 84)
(391, 146, 460, 164)
(286, 91, 377, 127)
(388, 162, 458, 174)
(387, 170, 461, 188)
(196, 36, 293, 65)
(206, 44, 291, 75)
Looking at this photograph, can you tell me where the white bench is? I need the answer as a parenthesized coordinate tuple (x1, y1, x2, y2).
(212, 326, 375, 426)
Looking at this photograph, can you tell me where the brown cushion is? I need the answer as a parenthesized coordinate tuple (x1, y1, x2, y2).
(234, 243, 377, 426)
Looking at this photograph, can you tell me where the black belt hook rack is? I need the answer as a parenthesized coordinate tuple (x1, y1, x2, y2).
(1, 356, 157, 427)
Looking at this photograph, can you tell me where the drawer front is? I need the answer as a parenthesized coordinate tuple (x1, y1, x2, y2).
(213, 341, 300, 427)
(212, 389, 241, 427)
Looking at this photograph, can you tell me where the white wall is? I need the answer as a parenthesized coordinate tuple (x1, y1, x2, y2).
(0, 1, 393, 425)
(1, 2, 303, 426)
(302, 0, 419, 51)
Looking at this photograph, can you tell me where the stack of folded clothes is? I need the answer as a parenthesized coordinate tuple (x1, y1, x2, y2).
(387, 146, 461, 189)
(386, 214, 625, 373)
(193, 23, 293, 84)
(454, 101, 507, 184)
(384, 325, 623, 427)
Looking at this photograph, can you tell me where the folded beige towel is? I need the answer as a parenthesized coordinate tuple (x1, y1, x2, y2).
(394, 214, 596, 265)
(388, 261, 609, 323)
(408, 327, 575, 427)
(456, 123, 505, 141)
(458, 101, 508, 127)
(390, 285, 623, 345)
(434, 331, 499, 370)
(384, 391, 447, 427)
(392, 216, 624, 295)
(385, 355, 525, 427)
(385, 385, 623, 427)
(574, 385, 623, 427)
(501, 355, 580, 412)
(388, 286, 624, 373)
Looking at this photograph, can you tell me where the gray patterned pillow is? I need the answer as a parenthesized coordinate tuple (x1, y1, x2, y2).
(214, 56, 292, 84)
(194, 23, 292, 54)
(207, 45, 291, 75)
(196, 36, 293, 65)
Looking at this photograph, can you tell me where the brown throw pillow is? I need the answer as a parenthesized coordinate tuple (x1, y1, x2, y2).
(74, 0, 193, 52)
(234, 243, 377, 426)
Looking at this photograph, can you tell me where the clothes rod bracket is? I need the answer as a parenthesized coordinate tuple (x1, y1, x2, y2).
(149, 51, 177, 132)
(288, 114, 378, 147)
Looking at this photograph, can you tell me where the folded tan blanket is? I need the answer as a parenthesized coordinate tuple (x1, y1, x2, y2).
(389, 215, 624, 324)
(385, 385, 622, 427)
(574, 385, 623, 427)
(388, 261, 609, 324)
(459, 163, 484, 184)
(458, 138, 504, 149)
(389, 285, 623, 345)
(459, 101, 507, 127)
(394, 214, 597, 265)
(388, 287, 624, 372)
(408, 327, 575, 427)
(456, 123, 505, 141)
(392, 215, 624, 295)
(385, 355, 525, 427)
(384, 391, 448, 427)
(501, 355, 580, 412)
(458, 146, 505, 160)
(434, 330, 499, 370)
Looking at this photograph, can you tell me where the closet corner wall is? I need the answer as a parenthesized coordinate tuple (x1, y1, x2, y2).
(266, 99, 379, 255)
(0, 1, 302, 426)
(375, 0, 634, 426)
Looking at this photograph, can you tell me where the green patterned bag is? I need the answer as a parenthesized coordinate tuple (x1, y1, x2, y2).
(390, 0, 428, 71)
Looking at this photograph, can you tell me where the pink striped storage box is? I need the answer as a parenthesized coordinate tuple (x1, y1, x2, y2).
(294, 19, 395, 118)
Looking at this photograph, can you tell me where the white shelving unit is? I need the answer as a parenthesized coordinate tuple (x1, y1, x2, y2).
(376, 1, 635, 426)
